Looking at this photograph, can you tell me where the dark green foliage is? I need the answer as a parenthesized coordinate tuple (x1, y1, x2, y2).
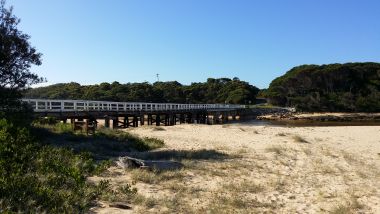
(0, 119, 109, 213)
(0, 88, 34, 126)
(266, 63, 380, 112)
(24, 78, 260, 104)
(0, 0, 43, 90)
(0, 1, 42, 126)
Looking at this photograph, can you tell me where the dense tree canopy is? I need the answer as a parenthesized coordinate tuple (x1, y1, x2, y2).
(0, 0, 43, 124)
(0, 0, 43, 89)
(25, 78, 260, 104)
(266, 62, 380, 112)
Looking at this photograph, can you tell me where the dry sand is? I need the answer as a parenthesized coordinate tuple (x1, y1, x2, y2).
(90, 123, 380, 213)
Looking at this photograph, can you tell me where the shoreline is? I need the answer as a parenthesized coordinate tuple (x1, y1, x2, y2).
(256, 112, 380, 122)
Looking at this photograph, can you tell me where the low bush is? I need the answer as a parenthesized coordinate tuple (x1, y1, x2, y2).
(0, 119, 109, 213)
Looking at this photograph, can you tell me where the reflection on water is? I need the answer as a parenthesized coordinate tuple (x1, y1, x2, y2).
(243, 120, 380, 127)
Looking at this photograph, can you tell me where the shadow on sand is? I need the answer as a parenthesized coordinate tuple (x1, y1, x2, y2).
(128, 149, 235, 161)
(33, 127, 235, 162)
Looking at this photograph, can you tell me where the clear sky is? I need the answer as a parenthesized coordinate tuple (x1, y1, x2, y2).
(8, 0, 380, 89)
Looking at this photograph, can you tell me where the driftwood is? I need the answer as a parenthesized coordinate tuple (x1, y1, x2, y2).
(109, 202, 132, 210)
(116, 156, 183, 171)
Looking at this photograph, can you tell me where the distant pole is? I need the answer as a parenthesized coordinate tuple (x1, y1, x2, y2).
(156, 73, 160, 82)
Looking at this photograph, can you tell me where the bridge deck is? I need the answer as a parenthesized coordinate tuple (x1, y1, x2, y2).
(22, 99, 245, 113)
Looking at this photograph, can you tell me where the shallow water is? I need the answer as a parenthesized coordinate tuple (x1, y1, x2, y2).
(242, 119, 380, 127)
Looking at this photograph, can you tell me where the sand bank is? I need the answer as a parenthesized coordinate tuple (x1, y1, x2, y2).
(91, 123, 380, 213)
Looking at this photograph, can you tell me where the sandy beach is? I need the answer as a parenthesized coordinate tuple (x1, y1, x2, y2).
(91, 123, 380, 213)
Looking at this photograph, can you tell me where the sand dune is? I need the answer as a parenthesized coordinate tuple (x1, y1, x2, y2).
(91, 124, 380, 213)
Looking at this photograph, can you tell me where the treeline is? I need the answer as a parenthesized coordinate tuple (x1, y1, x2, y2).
(25, 78, 259, 104)
(266, 62, 380, 112)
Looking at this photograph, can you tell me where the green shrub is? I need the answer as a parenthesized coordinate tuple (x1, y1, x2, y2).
(0, 119, 106, 213)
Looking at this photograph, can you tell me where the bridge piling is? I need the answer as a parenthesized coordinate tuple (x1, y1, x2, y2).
(156, 115, 161, 126)
(104, 117, 110, 128)
(140, 115, 145, 126)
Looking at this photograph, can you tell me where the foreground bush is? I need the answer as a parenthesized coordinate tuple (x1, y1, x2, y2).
(0, 119, 103, 213)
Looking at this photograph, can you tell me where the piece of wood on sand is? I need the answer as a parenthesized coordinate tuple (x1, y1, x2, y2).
(116, 156, 183, 171)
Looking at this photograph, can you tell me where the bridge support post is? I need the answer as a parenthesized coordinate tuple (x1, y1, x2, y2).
(171, 114, 176, 125)
(156, 115, 160, 126)
(221, 113, 226, 124)
(124, 117, 129, 128)
(163, 115, 167, 126)
(179, 114, 185, 124)
(201, 113, 206, 124)
(112, 118, 118, 129)
(133, 116, 138, 127)
(147, 114, 152, 125)
(104, 117, 110, 128)
(140, 115, 145, 126)
(190, 113, 194, 123)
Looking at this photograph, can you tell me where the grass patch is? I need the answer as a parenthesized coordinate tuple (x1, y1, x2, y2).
(33, 124, 165, 159)
(265, 145, 288, 155)
(152, 126, 166, 131)
(331, 196, 365, 214)
(209, 192, 275, 212)
(292, 135, 310, 143)
(96, 180, 137, 202)
(342, 151, 359, 164)
(223, 181, 264, 193)
(303, 148, 312, 155)
(94, 127, 164, 151)
(331, 204, 354, 214)
(130, 169, 185, 184)
(276, 132, 287, 136)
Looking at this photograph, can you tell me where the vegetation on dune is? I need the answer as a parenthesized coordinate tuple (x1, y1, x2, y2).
(0, 116, 164, 213)
(35, 122, 164, 158)
(265, 62, 380, 112)
(1, 118, 159, 213)
(24, 77, 260, 104)
(0, 119, 105, 212)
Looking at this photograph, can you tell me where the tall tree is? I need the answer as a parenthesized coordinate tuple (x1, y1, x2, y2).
(0, 0, 43, 89)
(0, 0, 43, 123)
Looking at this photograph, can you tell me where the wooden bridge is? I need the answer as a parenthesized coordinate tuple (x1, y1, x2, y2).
(22, 99, 246, 130)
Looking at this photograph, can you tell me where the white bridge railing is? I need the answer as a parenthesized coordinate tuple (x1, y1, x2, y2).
(22, 99, 245, 112)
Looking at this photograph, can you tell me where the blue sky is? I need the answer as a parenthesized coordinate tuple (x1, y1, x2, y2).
(9, 0, 380, 88)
